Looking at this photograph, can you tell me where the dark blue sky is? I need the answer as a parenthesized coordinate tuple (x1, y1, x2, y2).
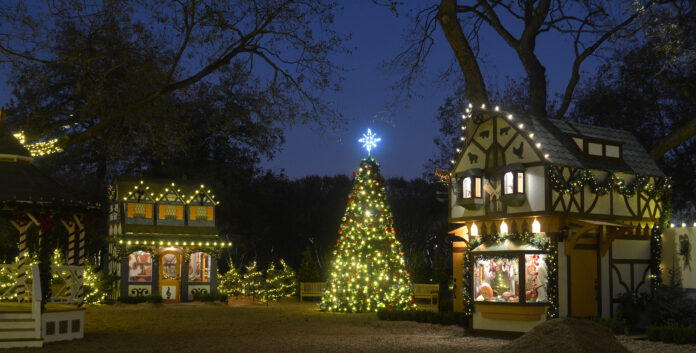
(0, 1, 600, 180)
(260, 1, 597, 180)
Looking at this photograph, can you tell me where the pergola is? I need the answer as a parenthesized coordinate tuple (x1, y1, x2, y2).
(0, 109, 97, 347)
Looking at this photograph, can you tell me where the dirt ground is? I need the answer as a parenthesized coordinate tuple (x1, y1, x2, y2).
(13, 301, 696, 353)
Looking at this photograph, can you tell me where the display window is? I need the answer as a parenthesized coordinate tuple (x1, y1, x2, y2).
(474, 256, 520, 302)
(128, 251, 152, 282)
(472, 247, 548, 304)
(525, 254, 548, 303)
(188, 252, 211, 282)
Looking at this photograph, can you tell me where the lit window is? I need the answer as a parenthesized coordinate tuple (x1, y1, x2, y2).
(525, 254, 548, 303)
(462, 176, 483, 199)
(196, 206, 207, 220)
(463, 177, 472, 198)
(474, 256, 519, 302)
(128, 251, 152, 282)
(503, 170, 525, 195)
(504, 172, 514, 195)
(189, 252, 211, 283)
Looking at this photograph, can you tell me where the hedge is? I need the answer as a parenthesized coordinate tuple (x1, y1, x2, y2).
(647, 324, 696, 344)
(117, 295, 163, 304)
(377, 309, 468, 327)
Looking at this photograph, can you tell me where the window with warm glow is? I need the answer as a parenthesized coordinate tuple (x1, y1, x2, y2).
(517, 172, 524, 193)
(474, 178, 482, 198)
(189, 252, 211, 282)
(128, 251, 152, 282)
(504, 172, 514, 194)
(133, 203, 146, 217)
(525, 254, 548, 303)
(463, 177, 472, 198)
(474, 256, 519, 302)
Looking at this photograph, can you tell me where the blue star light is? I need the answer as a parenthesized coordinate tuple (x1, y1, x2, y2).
(358, 128, 381, 156)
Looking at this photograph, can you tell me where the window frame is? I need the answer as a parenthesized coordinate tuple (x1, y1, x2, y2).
(470, 249, 548, 306)
(502, 170, 525, 196)
(128, 251, 153, 283)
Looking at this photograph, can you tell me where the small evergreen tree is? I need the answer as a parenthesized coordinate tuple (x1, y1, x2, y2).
(279, 259, 297, 297)
(219, 263, 243, 297)
(242, 261, 263, 300)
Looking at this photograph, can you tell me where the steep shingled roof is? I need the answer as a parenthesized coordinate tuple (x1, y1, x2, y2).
(496, 113, 664, 177)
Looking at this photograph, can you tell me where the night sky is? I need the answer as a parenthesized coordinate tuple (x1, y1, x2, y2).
(0, 1, 599, 180)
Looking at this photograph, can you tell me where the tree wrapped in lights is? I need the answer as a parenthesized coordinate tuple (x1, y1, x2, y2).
(321, 157, 415, 312)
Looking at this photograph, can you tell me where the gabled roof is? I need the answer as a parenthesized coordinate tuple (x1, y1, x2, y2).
(463, 111, 664, 177)
(113, 177, 218, 205)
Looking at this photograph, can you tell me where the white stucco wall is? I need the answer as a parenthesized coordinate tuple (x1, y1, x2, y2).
(662, 227, 696, 290)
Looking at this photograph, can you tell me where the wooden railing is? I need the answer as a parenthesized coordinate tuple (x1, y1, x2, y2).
(0, 264, 83, 305)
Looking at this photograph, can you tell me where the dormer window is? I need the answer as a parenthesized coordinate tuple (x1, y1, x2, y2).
(503, 171, 525, 195)
(463, 176, 482, 199)
(572, 135, 622, 159)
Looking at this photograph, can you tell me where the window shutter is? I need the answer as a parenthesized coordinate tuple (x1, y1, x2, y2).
(190, 206, 197, 220)
(127, 203, 135, 218)
(159, 205, 167, 219)
(145, 204, 153, 218)
(206, 206, 214, 221)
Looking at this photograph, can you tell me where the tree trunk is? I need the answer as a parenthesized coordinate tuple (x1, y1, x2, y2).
(518, 50, 547, 118)
(437, 0, 489, 106)
(650, 117, 696, 161)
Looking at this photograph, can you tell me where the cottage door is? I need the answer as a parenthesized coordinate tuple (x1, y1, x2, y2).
(159, 250, 181, 303)
(570, 249, 598, 317)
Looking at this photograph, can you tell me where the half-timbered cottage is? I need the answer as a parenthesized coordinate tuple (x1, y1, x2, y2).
(107, 177, 230, 302)
(447, 106, 670, 332)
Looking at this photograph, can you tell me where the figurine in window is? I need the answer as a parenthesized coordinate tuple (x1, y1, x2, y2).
(534, 260, 548, 301)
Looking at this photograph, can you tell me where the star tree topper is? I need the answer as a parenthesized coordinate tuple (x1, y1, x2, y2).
(358, 128, 381, 156)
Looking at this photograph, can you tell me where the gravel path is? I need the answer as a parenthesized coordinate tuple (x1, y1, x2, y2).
(12, 301, 696, 353)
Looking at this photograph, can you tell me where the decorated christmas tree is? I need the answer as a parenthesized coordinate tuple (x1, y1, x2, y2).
(321, 129, 415, 312)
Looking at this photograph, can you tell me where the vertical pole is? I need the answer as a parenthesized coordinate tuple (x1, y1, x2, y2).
(14, 220, 29, 302)
(74, 215, 85, 307)
(61, 219, 77, 303)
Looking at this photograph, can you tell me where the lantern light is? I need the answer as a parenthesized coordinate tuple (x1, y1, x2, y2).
(500, 221, 508, 235)
(532, 219, 541, 233)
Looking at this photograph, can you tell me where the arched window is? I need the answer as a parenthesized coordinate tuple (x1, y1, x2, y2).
(503, 171, 525, 195)
(128, 251, 152, 282)
(462, 176, 482, 199)
(189, 252, 211, 282)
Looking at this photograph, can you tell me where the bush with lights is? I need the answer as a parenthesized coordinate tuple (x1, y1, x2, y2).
(320, 157, 415, 312)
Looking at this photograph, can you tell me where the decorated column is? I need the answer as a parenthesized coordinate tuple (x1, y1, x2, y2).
(320, 129, 415, 312)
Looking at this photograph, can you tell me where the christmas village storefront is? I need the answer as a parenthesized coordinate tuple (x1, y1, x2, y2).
(107, 178, 230, 302)
(446, 107, 670, 332)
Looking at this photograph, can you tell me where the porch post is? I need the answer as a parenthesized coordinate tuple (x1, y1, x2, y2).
(210, 257, 218, 294)
(181, 255, 189, 302)
(74, 215, 85, 307)
(61, 219, 78, 302)
(11, 213, 38, 302)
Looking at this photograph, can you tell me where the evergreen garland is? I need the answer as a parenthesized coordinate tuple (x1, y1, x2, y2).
(546, 165, 671, 198)
(461, 232, 559, 319)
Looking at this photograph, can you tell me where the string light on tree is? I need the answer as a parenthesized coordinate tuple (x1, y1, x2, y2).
(320, 132, 414, 312)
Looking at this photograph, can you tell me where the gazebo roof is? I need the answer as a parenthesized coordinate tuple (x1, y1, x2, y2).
(0, 116, 88, 207)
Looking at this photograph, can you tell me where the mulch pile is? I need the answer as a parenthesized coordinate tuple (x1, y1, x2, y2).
(499, 318, 630, 353)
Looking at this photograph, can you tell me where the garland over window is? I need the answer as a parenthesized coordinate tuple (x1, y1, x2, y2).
(546, 165, 671, 198)
(462, 232, 559, 319)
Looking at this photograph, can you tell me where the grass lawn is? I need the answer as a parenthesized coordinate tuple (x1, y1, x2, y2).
(15, 300, 509, 353)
